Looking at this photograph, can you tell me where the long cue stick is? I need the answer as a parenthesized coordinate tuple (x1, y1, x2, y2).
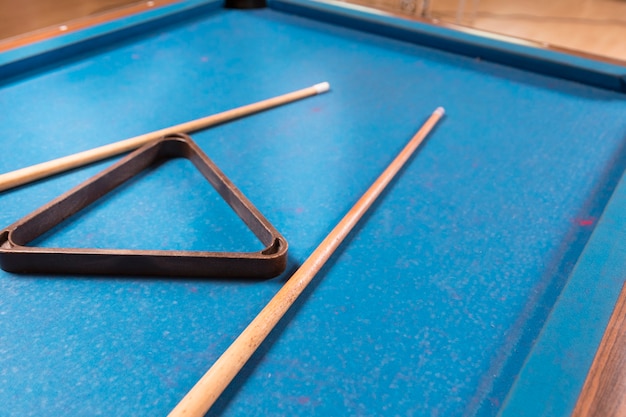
(168, 107, 445, 417)
(0, 82, 330, 193)
(572, 281, 626, 417)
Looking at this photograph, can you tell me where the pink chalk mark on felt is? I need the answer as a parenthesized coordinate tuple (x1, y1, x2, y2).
(489, 396, 501, 407)
(200, 56, 209, 62)
(296, 396, 311, 405)
(576, 218, 595, 226)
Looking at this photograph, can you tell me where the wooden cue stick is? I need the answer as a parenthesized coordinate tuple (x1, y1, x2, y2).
(572, 281, 626, 417)
(167, 107, 445, 417)
(0, 82, 331, 193)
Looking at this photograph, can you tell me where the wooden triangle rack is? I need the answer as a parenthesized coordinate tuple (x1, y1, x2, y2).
(0, 134, 287, 278)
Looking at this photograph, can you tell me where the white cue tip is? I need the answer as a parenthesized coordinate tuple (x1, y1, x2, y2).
(434, 106, 445, 116)
(313, 82, 331, 93)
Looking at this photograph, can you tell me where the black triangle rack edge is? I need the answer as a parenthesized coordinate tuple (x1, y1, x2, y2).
(0, 134, 288, 278)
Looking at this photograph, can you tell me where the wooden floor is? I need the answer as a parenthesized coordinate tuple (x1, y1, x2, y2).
(0, 0, 141, 40)
(0, 0, 625, 61)
(343, 0, 626, 61)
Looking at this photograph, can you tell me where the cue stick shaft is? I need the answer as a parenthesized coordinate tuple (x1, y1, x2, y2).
(0, 82, 330, 193)
(572, 281, 626, 417)
(168, 107, 445, 417)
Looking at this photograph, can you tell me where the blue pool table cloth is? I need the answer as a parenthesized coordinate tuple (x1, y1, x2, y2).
(1, 0, 626, 416)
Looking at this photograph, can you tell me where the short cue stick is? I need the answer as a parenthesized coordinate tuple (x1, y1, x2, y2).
(168, 107, 445, 417)
(0, 82, 331, 193)
(572, 281, 626, 417)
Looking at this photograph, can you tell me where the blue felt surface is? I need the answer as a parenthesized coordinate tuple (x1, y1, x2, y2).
(499, 169, 626, 416)
(30, 158, 266, 252)
(1, 3, 626, 417)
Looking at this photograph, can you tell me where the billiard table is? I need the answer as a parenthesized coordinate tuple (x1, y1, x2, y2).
(1, 0, 625, 415)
